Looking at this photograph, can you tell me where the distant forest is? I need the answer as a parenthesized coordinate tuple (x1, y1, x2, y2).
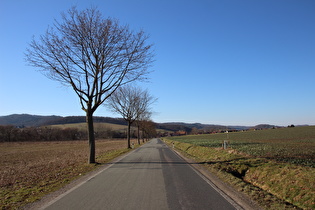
(0, 115, 137, 142)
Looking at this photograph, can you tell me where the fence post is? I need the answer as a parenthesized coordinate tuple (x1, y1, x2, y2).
(223, 140, 228, 149)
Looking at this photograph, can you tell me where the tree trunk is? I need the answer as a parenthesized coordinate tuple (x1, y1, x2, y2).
(86, 111, 96, 164)
(127, 120, 131, 149)
(142, 129, 145, 143)
(137, 124, 141, 145)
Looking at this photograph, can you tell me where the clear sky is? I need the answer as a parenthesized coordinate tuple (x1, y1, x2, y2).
(0, 0, 314, 126)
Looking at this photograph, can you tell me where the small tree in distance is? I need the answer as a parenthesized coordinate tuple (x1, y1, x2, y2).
(105, 85, 156, 148)
(138, 117, 157, 142)
(25, 7, 154, 163)
(135, 111, 152, 144)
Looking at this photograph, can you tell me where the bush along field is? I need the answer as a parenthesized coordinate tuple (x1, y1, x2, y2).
(163, 126, 315, 209)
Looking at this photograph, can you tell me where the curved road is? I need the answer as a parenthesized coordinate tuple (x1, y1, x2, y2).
(42, 139, 241, 210)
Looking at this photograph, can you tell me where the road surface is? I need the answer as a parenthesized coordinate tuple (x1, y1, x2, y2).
(42, 138, 240, 210)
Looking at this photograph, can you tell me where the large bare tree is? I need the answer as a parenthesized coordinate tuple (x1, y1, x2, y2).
(25, 7, 154, 163)
(106, 85, 155, 148)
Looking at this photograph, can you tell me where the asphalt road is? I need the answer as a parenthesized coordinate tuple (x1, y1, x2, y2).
(42, 138, 240, 210)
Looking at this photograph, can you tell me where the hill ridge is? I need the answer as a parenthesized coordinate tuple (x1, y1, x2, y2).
(0, 114, 285, 132)
(0, 114, 127, 127)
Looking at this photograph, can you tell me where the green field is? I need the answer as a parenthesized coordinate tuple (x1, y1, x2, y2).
(169, 126, 315, 167)
(164, 126, 315, 209)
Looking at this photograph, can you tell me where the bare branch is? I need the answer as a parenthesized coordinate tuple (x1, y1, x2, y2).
(105, 85, 156, 124)
(25, 7, 154, 113)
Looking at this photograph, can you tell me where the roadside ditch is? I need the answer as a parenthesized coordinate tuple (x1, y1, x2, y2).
(163, 139, 314, 210)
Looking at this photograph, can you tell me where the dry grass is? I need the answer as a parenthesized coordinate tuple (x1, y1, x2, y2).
(164, 139, 315, 209)
(0, 139, 137, 209)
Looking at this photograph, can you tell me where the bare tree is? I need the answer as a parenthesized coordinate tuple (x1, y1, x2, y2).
(140, 119, 157, 141)
(135, 111, 152, 144)
(25, 7, 154, 163)
(106, 85, 155, 148)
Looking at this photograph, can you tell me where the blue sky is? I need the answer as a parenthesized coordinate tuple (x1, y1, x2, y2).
(0, 0, 314, 126)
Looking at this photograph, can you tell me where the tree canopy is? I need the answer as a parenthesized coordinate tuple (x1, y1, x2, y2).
(106, 85, 156, 148)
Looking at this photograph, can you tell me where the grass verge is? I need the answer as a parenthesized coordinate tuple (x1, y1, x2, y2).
(163, 139, 315, 209)
(0, 139, 139, 209)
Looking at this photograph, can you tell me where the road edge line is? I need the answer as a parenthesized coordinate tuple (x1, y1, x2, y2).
(163, 140, 262, 210)
(25, 143, 145, 210)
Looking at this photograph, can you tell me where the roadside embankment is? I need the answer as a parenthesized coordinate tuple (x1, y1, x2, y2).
(163, 139, 315, 210)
